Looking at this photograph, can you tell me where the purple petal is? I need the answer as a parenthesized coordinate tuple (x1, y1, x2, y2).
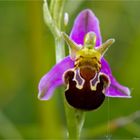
(70, 9, 102, 46)
(38, 56, 74, 100)
(101, 58, 131, 98)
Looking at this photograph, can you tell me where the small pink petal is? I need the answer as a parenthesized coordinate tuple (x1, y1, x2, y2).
(70, 9, 102, 46)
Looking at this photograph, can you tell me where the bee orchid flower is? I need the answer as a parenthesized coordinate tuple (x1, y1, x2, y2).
(38, 9, 131, 111)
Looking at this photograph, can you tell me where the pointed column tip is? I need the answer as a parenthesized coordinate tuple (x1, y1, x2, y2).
(96, 38, 115, 56)
(61, 32, 81, 60)
(107, 38, 115, 44)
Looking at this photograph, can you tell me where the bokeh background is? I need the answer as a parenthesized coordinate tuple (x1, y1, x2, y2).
(0, 0, 140, 139)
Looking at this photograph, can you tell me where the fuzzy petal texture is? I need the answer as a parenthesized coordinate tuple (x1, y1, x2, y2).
(38, 56, 74, 100)
(70, 9, 102, 46)
(101, 58, 131, 98)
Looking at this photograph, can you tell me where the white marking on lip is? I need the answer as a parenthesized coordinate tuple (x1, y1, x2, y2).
(90, 72, 100, 91)
(73, 69, 85, 89)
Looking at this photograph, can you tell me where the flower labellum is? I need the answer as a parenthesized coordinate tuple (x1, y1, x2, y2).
(38, 9, 131, 111)
(63, 32, 114, 110)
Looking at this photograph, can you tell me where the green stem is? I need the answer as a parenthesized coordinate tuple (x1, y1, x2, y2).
(49, 0, 55, 16)
(43, 0, 61, 37)
(55, 37, 65, 62)
(53, 0, 65, 29)
(43, 0, 85, 139)
(64, 100, 85, 139)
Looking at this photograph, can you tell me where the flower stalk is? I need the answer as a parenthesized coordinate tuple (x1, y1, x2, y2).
(43, 0, 85, 139)
(43, 0, 60, 37)
(64, 100, 85, 139)
(43, 0, 65, 62)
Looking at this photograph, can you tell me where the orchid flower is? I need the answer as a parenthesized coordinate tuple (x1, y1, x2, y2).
(38, 9, 131, 111)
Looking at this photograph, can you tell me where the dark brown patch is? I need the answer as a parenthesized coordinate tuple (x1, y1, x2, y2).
(64, 69, 109, 111)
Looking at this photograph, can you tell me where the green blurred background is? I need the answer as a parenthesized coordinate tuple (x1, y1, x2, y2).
(0, 0, 140, 139)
